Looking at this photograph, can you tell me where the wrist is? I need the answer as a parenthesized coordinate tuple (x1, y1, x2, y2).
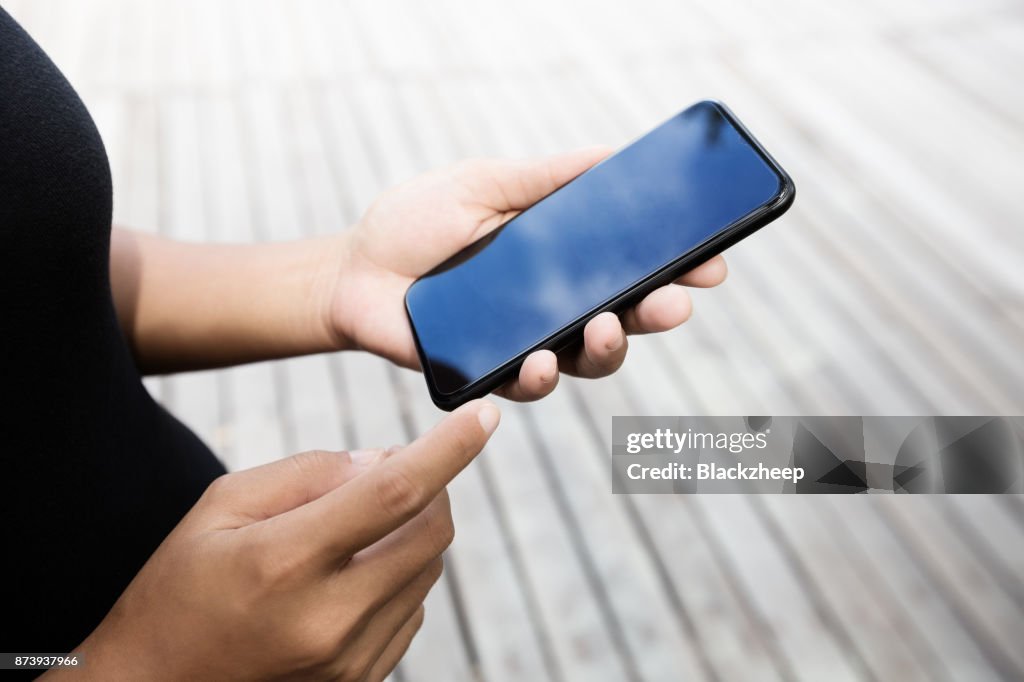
(313, 229, 359, 354)
(42, 620, 157, 681)
(123, 230, 360, 372)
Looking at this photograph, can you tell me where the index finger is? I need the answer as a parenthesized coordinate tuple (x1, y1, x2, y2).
(277, 399, 500, 566)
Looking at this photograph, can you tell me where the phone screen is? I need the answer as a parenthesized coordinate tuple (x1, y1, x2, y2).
(406, 101, 788, 399)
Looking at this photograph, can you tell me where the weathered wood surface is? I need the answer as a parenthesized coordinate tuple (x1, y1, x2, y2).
(8, 1, 1023, 680)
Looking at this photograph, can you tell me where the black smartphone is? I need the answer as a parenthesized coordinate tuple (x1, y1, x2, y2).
(405, 100, 795, 410)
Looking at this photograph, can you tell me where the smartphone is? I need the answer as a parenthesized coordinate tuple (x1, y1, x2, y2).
(405, 100, 795, 410)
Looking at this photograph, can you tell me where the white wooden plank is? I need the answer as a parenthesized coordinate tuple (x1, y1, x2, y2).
(525, 391, 712, 682)
(475, 405, 634, 681)
(799, 39, 1024, 239)
(697, 54, 1023, 411)
(901, 25, 1024, 130)
(821, 496, 1003, 682)
(734, 48, 1022, 291)
(761, 497, 940, 681)
(545, 336, 791, 682)
(877, 496, 1024, 678)
(939, 497, 1024, 610)
(696, 497, 866, 682)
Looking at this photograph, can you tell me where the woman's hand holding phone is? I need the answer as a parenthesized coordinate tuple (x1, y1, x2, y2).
(323, 147, 729, 403)
(52, 401, 501, 682)
(110, 145, 726, 400)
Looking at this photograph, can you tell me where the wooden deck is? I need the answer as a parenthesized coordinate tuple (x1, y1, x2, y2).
(8, 0, 1023, 679)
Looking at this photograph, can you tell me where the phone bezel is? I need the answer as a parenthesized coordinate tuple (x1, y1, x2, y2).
(404, 100, 796, 410)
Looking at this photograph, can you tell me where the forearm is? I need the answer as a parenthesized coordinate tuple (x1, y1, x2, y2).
(110, 228, 350, 373)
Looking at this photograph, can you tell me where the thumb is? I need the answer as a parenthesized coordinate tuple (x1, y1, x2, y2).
(461, 146, 613, 212)
(200, 448, 386, 526)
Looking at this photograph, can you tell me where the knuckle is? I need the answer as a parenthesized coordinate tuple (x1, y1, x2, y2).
(422, 502, 456, 553)
(411, 604, 426, 632)
(239, 535, 304, 591)
(339, 648, 377, 682)
(427, 556, 445, 584)
(374, 467, 425, 519)
(438, 512, 456, 550)
(350, 594, 385, 633)
(288, 449, 344, 481)
(289, 618, 339, 667)
(203, 473, 238, 503)
(292, 448, 338, 470)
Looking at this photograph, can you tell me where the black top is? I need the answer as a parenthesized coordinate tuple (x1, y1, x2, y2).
(1, 8, 225, 653)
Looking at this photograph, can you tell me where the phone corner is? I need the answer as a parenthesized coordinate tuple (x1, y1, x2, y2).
(775, 174, 797, 213)
(702, 97, 731, 113)
(427, 387, 463, 412)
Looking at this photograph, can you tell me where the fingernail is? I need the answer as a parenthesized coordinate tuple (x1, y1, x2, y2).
(477, 401, 501, 435)
(349, 448, 382, 470)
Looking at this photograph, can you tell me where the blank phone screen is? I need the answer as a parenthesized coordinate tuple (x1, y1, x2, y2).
(406, 101, 786, 397)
